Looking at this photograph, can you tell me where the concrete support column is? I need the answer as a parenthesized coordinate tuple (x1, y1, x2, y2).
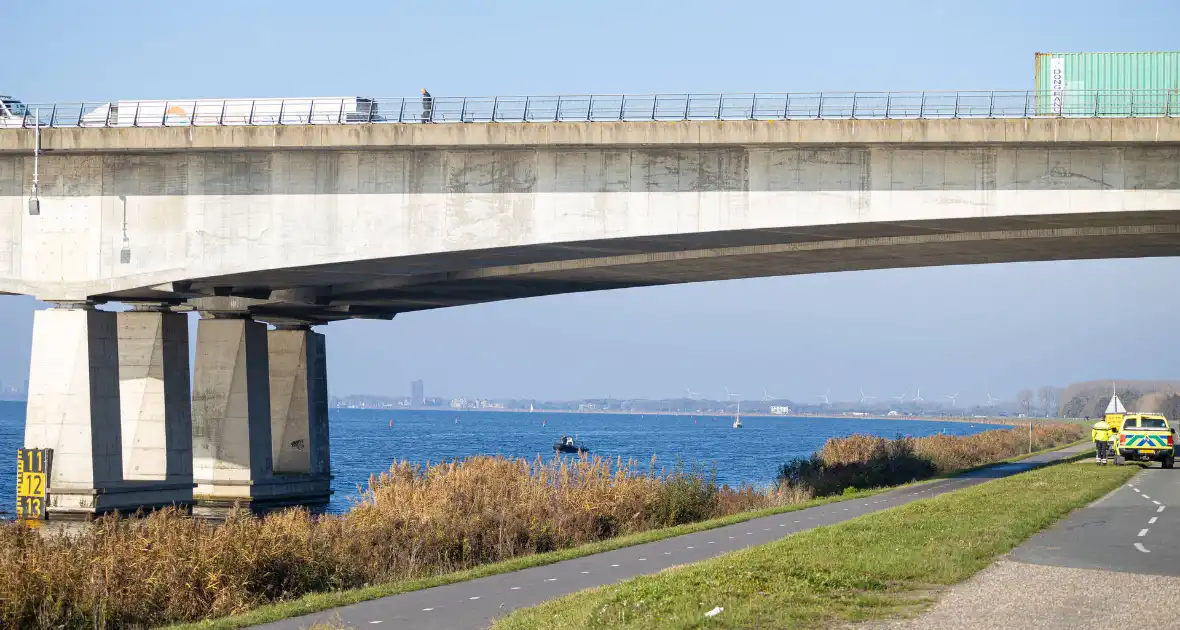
(191, 315, 275, 514)
(117, 305, 192, 483)
(268, 326, 331, 478)
(25, 303, 192, 518)
(24, 304, 123, 515)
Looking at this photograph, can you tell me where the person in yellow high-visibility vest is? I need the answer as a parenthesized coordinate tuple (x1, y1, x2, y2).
(1091, 419, 1113, 465)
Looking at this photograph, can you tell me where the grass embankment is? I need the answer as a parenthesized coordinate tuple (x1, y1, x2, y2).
(493, 457, 1133, 630)
(0, 425, 1085, 629)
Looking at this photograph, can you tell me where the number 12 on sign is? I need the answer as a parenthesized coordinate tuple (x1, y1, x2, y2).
(16, 448, 52, 520)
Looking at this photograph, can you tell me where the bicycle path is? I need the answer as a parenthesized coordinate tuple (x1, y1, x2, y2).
(882, 462, 1180, 629)
(259, 442, 1089, 630)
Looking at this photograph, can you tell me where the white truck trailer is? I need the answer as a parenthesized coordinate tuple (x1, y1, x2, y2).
(79, 96, 382, 126)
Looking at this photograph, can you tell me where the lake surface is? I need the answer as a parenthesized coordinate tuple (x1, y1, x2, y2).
(0, 403, 1008, 516)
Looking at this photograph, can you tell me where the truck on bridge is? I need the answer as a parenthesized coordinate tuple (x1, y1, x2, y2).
(0, 95, 385, 127)
(78, 96, 382, 126)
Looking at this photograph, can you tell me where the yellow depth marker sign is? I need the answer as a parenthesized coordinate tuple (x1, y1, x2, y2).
(16, 448, 51, 520)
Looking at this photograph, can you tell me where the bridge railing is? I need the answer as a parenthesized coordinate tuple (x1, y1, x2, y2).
(5, 90, 1179, 128)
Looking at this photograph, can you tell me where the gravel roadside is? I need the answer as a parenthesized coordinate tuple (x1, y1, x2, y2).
(860, 559, 1180, 630)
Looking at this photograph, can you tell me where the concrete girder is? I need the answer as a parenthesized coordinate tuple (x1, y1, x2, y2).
(170, 220, 1180, 318)
(186, 295, 396, 326)
(6, 135, 1180, 307)
(6, 118, 1180, 154)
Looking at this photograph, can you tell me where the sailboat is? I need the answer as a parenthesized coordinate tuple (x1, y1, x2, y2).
(732, 412, 742, 429)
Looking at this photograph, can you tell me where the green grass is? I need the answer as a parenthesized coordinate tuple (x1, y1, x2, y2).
(492, 458, 1134, 630)
(164, 440, 1085, 630)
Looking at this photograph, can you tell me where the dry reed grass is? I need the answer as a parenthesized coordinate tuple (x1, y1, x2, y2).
(0, 455, 773, 629)
(779, 424, 1085, 496)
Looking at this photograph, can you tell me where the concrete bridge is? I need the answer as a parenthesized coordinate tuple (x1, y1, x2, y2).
(1, 115, 1178, 518)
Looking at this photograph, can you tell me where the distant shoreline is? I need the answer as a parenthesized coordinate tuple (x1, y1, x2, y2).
(334, 406, 1029, 426)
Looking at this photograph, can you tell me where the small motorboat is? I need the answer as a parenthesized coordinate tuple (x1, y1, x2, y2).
(554, 434, 589, 454)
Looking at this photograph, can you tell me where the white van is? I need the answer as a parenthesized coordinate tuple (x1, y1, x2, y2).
(80, 97, 382, 126)
(0, 96, 30, 128)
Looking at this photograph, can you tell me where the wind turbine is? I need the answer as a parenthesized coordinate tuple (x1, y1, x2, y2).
(817, 388, 831, 405)
(762, 388, 780, 402)
(986, 391, 1000, 407)
(946, 392, 959, 407)
(685, 387, 700, 401)
(859, 389, 875, 404)
(892, 392, 907, 404)
(725, 388, 742, 415)
(913, 387, 924, 403)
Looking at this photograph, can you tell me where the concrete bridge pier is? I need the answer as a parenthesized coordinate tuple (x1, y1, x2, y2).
(266, 325, 332, 508)
(25, 303, 193, 519)
(191, 313, 333, 517)
(117, 304, 193, 488)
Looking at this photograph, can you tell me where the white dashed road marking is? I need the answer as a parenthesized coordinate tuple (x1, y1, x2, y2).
(369, 621, 383, 625)
(1138, 529, 1149, 537)
(545, 578, 557, 582)
(1150, 517, 1158, 524)
(469, 596, 480, 600)
(687, 546, 694, 549)
(1153, 500, 1161, 505)
(1158, 506, 1166, 513)
(1136, 542, 1151, 553)
(1143, 495, 1151, 499)
(510, 587, 521, 590)
(581, 571, 590, 574)
(423, 607, 434, 611)
(610, 564, 619, 567)
(638, 558, 646, 561)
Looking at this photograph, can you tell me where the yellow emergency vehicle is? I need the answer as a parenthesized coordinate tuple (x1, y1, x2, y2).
(1101, 388, 1175, 468)
(1112, 413, 1175, 468)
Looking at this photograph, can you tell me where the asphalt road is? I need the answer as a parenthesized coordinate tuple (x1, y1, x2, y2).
(1011, 462, 1180, 575)
(259, 443, 1089, 630)
(884, 458, 1180, 629)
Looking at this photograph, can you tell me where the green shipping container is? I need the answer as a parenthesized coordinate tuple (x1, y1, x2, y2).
(1034, 51, 1180, 116)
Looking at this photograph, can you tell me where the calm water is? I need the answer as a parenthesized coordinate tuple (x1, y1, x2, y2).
(0, 402, 1008, 516)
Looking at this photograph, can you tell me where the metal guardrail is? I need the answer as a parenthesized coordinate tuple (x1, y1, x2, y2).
(2, 90, 1179, 128)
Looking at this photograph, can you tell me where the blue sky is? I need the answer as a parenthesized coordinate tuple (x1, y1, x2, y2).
(3, 0, 1180, 404)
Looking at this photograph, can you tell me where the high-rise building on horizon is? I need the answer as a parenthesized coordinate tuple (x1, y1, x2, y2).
(411, 379, 425, 406)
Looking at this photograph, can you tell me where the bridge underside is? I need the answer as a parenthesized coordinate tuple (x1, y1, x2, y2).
(106, 210, 1180, 323)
